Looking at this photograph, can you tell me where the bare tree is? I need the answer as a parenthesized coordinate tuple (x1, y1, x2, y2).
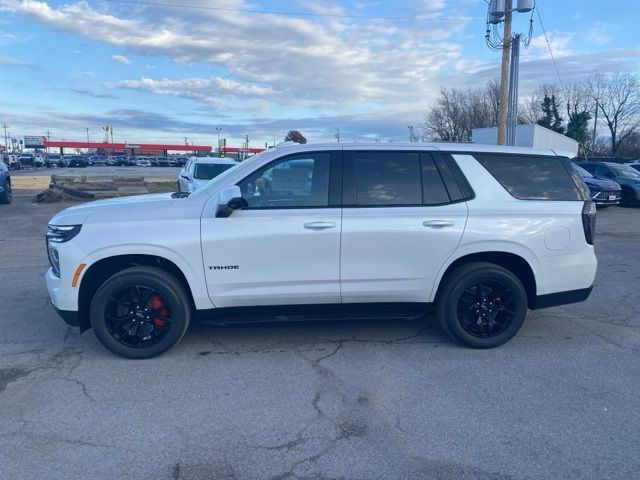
(586, 72, 640, 154)
(422, 81, 499, 142)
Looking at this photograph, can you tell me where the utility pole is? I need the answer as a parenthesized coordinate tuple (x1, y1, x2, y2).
(486, 0, 533, 146)
(110, 126, 114, 144)
(46, 130, 51, 141)
(497, 0, 513, 146)
(335, 128, 340, 142)
(506, 34, 520, 146)
(407, 125, 415, 142)
(86, 127, 90, 144)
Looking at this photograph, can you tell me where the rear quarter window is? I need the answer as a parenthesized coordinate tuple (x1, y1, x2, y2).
(473, 154, 588, 201)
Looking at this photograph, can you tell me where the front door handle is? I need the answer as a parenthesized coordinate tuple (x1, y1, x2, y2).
(304, 222, 336, 230)
(423, 220, 455, 228)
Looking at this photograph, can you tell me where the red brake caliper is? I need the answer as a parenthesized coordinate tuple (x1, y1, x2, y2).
(150, 294, 169, 328)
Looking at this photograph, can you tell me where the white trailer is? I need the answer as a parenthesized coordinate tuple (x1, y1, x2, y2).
(472, 124, 579, 158)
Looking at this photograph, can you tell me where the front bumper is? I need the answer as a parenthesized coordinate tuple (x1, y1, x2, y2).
(591, 191, 621, 205)
(51, 302, 80, 327)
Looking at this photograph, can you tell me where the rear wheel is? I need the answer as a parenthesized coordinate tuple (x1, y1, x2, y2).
(437, 262, 528, 348)
(0, 180, 12, 204)
(90, 266, 191, 358)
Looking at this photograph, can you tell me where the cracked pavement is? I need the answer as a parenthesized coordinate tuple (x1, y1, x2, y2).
(1, 192, 639, 479)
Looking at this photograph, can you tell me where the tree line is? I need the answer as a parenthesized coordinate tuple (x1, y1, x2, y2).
(422, 72, 640, 157)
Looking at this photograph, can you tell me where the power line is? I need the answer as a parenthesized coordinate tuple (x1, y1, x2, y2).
(102, 0, 480, 22)
(535, 4, 563, 86)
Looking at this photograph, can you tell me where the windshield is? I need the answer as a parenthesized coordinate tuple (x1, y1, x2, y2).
(194, 163, 235, 180)
(573, 164, 593, 178)
(611, 165, 640, 179)
(48, 155, 61, 159)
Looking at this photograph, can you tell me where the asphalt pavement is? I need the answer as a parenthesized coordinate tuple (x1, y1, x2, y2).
(11, 165, 181, 178)
(1, 192, 639, 480)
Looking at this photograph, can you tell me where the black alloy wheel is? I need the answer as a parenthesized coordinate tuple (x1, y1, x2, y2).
(456, 280, 515, 338)
(105, 286, 172, 348)
(437, 262, 528, 349)
(90, 266, 191, 358)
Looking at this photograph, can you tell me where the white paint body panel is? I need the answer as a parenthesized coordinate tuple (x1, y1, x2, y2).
(45, 142, 597, 315)
(340, 204, 467, 303)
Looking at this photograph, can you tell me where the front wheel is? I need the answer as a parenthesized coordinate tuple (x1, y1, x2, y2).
(90, 266, 191, 358)
(436, 262, 528, 349)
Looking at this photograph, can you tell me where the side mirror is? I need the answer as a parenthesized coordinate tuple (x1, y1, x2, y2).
(215, 185, 247, 218)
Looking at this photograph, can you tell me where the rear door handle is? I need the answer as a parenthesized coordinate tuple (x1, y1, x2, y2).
(423, 220, 455, 228)
(304, 222, 336, 230)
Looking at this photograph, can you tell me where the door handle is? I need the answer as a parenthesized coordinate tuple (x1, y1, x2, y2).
(423, 220, 455, 228)
(304, 222, 336, 230)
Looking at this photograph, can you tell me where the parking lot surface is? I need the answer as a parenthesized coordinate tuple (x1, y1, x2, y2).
(11, 165, 181, 178)
(1, 193, 639, 480)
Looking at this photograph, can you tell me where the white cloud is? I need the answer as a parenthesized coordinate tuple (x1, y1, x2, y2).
(111, 54, 131, 65)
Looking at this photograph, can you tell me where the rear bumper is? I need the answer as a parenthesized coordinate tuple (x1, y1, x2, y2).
(531, 286, 593, 310)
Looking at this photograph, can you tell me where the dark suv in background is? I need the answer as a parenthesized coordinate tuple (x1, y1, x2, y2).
(572, 164, 621, 207)
(578, 162, 640, 207)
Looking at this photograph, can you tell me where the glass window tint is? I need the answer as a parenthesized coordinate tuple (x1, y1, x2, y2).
(238, 153, 330, 208)
(421, 155, 451, 205)
(473, 154, 583, 201)
(353, 152, 422, 206)
(193, 163, 234, 180)
(595, 165, 611, 177)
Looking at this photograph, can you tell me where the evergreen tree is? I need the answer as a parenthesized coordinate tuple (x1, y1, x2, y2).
(537, 95, 565, 134)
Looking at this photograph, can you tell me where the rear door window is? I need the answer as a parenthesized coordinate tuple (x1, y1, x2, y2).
(473, 154, 585, 201)
(350, 151, 422, 206)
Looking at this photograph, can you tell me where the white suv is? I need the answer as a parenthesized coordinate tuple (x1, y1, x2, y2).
(45, 143, 597, 358)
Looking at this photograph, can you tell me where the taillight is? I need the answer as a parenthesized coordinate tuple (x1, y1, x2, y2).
(582, 201, 596, 245)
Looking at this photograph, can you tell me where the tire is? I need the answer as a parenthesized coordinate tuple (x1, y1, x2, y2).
(90, 266, 192, 358)
(0, 180, 12, 204)
(620, 188, 636, 208)
(436, 262, 528, 349)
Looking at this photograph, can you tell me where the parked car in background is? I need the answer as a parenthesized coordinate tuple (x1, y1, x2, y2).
(136, 157, 151, 167)
(5, 154, 20, 170)
(178, 157, 238, 193)
(572, 164, 621, 207)
(174, 156, 188, 167)
(18, 153, 35, 169)
(46, 154, 66, 168)
(67, 155, 88, 168)
(156, 156, 171, 167)
(0, 158, 11, 204)
(34, 154, 45, 168)
(89, 155, 107, 166)
(627, 162, 640, 174)
(578, 161, 640, 207)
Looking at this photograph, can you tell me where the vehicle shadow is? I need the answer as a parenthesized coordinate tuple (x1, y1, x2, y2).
(180, 314, 451, 356)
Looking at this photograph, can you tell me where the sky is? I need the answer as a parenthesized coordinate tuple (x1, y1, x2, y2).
(0, 0, 638, 148)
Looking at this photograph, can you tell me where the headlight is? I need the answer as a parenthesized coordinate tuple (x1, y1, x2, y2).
(46, 225, 81, 278)
(46, 224, 81, 243)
